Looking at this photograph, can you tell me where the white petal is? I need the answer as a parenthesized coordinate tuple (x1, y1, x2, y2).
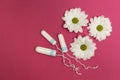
(62, 8, 88, 33)
(70, 36, 96, 60)
(88, 16, 112, 41)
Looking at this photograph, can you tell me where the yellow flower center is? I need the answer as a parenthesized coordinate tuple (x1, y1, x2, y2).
(96, 25, 103, 32)
(80, 44, 87, 51)
(72, 17, 79, 24)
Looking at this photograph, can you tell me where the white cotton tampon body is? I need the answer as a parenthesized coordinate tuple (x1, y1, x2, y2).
(58, 34, 68, 52)
(35, 46, 56, 56)
(41, 30, 56, 45)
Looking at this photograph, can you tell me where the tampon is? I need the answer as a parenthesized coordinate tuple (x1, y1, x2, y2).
(41, 30, 56, 45)
(35, 46, 56, 56)
(58, 34, 68, 52)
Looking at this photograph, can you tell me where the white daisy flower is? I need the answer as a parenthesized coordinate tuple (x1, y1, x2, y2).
(70, 36, 97, 60)
(62, 8, 88, 33)
(88, 16, 112, 41)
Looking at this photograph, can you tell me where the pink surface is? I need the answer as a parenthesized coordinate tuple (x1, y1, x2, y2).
(0, 0, 120, 80)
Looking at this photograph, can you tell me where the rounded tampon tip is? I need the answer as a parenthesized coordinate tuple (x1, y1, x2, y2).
(58, 34, 62, 37)
(35, 46, 40, 53)
(41, 30, 45, 35)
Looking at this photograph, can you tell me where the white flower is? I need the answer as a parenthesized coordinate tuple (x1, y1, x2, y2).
(88, 16, 112, 41)
(70, 36, 97, 60)
(62, 8, 88, 33)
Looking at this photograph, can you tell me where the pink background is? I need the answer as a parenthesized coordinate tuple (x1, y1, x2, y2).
(0, 0, 120, 80)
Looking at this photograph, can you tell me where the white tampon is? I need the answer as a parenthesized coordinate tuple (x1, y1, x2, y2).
(41, 30, 56, 45)
(35, 46, 56, 56)
(58, 34, 68, 52)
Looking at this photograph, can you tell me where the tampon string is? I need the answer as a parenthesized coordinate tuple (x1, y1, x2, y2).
(66, 53, 99, 70)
